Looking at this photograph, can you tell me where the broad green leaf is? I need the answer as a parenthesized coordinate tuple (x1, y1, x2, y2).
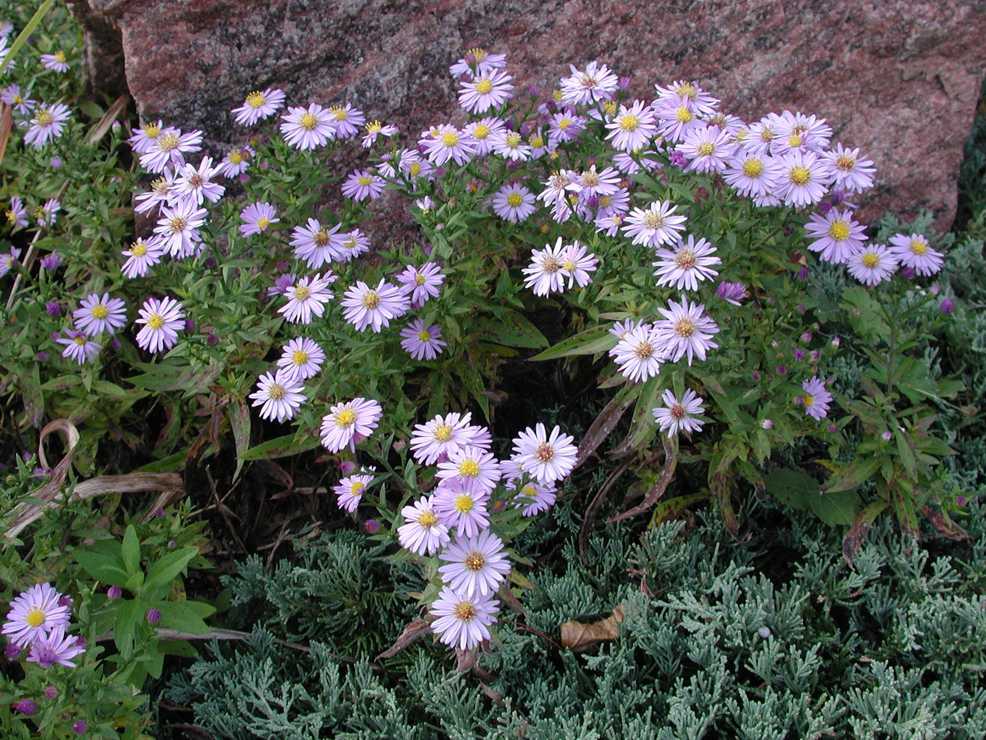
(530, 325, 616, 361)
(764, 468, 815, 512)
(242, 433, 319, 461)
(121, 526, 141, 576)
(157, 601, 211, 635)
(480, 310, 549, 349)
(76, 551, 130, 587)
(114, 598, 144, 658)
(143, 547, 198, 597)
(807, 489, 861, 526)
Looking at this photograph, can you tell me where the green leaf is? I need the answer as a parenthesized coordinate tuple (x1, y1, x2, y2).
(76, 551, 130, 587)
(114, 599, 144, 658)
(530, 325, 616, 361)
(807, 489, 861, 526)
(121, 525, 141, 576)
(824, 457, 882, 493)
(0, 0, 55, 76)
(135, 450, 187, 473)
(479, 310, 549, 349)
(157, 601, 212, 635)
(241, 433, 320, 461)
(764, 468, 815, 512)
(143, 547, 198, 597)
(228, 400, 251, 482)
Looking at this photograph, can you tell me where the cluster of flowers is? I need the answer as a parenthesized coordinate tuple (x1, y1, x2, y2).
(3, 583, 85, 669)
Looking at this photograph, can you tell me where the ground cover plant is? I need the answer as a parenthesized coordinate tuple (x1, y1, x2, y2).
(2, 2, 985, 737)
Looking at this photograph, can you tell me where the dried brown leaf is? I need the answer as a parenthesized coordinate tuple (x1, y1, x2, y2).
(560, 605, 625, 651)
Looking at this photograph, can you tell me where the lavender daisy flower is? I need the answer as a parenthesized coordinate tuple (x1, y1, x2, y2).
(459, 69, 514, 113)
(560, 61, 619, 105)
(135, 296, 184, 353)
(523, 238, 567, 296)
(612, 323, 666, 383)
(278, 272, 336, 324)
(2, 584, 70, 648)
(437, 445, 501, 496)
(430, 586, 499, 651)
(154, 199, 207, 258)
(538, 170, 579, 219)
(464, 117, 505, 156)
(328, 104, 365, 139)
(512, 480, 557, 517)
(219, 145, 253, 177)
(776, 150, 829, 208)
(449, 47, 507, 78)
(139, 128, 203, 174)
(575, 164, 622, 201)
(36, 198, 60, 228)
(396, 262, 445, 307)
(490, 129, 532, 161)
(173, 156, 225, 206)
(24, 103, 71, 148)
(134, 170, 178, 215)
(888, 233, 944, 276)
(560, 241, 598, 289)
(623, 200, 687, 248)
(40, 51, 69, 72)
(334, 473, 374, 513)
(419, 124, 476, 166)
(341, 169, 386, 201)
(823, 144, 875, 193)
(410, 412, 476, 465)
(121, 238, 163, 279)
(26, 625, 84, 668)
(433, 484, 491, 538)
(677, 124, 733, 173)
(280, 104, 335, 150)
(653, 235, 720, 291)
(723, 151, 780, 199)
(239, 201, 279, 237)
(73, 293, 127, 336)
(654, 80, 720, 116)
(231, 88, 285, 126)
(398, 496, 450, 556)
(361, 120, 399, 148)
(6, 196, 28, 230)
(128, 120, 165, 154)
(653, 389, 705, 436)
(291, 219, 342, 268)
(654, 296, 720, 365)
(400, 319, 447, 360)
(804, 208, 867, 264)
(547, 109, 586, 146)
(335, 229, 371, 263)
(848, 243, 898, 286)
(801, 376, 832, 420)
(438, 531, 511, 598)
(249, 369, 306, 423)
(491, 182, 536, 222)
(716, 281, 749, 306)
(319, 397, 382, 453)
(511, 423, 577, 484)
(340, 279, 410, 333)
(772, 111, 831, 154)
(0, 247, 20, 278)
(2, 84, 35, 115)
(654, 95, 703, 144)
(277, 337, 325, 380)
(56, 331, 101, 365)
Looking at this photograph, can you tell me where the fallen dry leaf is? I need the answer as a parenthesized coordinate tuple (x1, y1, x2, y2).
(560, 605, 625, 651)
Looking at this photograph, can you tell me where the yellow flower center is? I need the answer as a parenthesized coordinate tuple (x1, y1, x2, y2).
(675, 318, 695, 337)
(453, 494, 476, 514)
(787, 133, 802, 148)
(742, 159, 764, 177)
(828, 220, 850, 241)
(910, 239, 928, 256)
(536, 443, 554, 462)
(362, 291, 380, 309)
(558, 117, 572, 130)
(542, 256, 561, 273)
(434, 424, 453, 442)
(530, 133, 544, 148)
(505, 132, 522, 148)
(91, 304, 109, 319)
(143, 123, 160, 138)
(5, 210, 15, 223)
(147, 313, 164, 330)
(458, 459, 480, 478)
(245, 91, 265, 109)
(268, 384, 285, 400)
(414, 273, 427, 286)
(366, 120, 383, 133)
(675, 249, 696, 269)
(697, 142, 715, 156)
(37, 110, 54, 126)
(54, 51, 66, 63)
(292, 350, 309, 366)
(634, 341, 653, 359)
(468, 47, 487, 61)
(418, 510, 438, 527)
(552, 89, 563, 102)
(789, 166, 811, 185)
(409, 162, 422, 177)
(862, 253, 879, 268)
(73, 335, 86, 346)
(331, 106, 348, 121)
(350, 481, 365, 495)
(475, 78, 494, 94)
(803, 394, 814, 407)
(562, 260, 576, 271)
(465, 552, 486, 571)
(25, 608, 46, 629)
(836, 154, 856, 171)
(602, 100, 618, 116)
(506, 193, 523, 207)
(170, 216, 186, 232)
(521, 484, 537, 496)
(417, 329, 432, 342)
(643, 211, 665, 229)
(131, 241, 147, 257)
(335, 409, 357, 427)
(472, 123, 490, 139)
(159, 132, 180, 151)
(152, 177, 170, 195)
(293, 286, 311, 300)
(619, 113, 639, 132)
(357, 175, 373, 186)
(441, 131, 459, 147)
(675, 106, 692, 124)
(228, 150, 243, 164)
(300, 112, 317, 130)
(675, 82, 697, 99)
(256, 217, 271, 231)
(454, 601, 476, 621)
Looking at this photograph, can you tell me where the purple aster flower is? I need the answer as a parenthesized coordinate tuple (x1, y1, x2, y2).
(490, 128, 531, 161)
(654, 296, 720, 365)
(134, 296, 184, 353)
(823, 143, 875, 193)
(396, 262, 445, 307)
(290, 219, 342, 268)
(491, 182, 536, 223)
(121, 238, 163, 279)
(40, 51, 69, 72)
(341, 169, 386, 201)
(419, 124, 476, 166)
(276, 336, 325, 380)
(560, 61, 619, 105)
(56, 330, 101, 365)
(804, 208, 867, 264)
(278, 272, 336, 324)
(13, 699, 38, 716)
(249, 369, 306, 423)
(2, 84, 35, 115)
(154, 199, 207, 258)
(410, 412, 477, 465)
(623, 200, 687, 248)
(128, 120, 165, 154)
(511, 423, 577, 484)
(523, 237, 568, 296)
(433, 483, 491, 538)
(724, 151, 781, 199)
(340, 279, 410, 333)
(25, 103, 71, 148)
(328, 103, 365, 139)
(462, 117, 505, 156)
(72, 293, 127, 337)
(173, 156, 225, 206)
(0, 247, 19, 278)
(653, 388, 706, 436)
(612, 323, 666, 383)
(449, 47, 507, 78)
(6, 196, 28, 230)
(940, 298, 955, 315)
(36, 198, 60, 228)
(398, 496, 450, 556)
(430, 587, 499, 651)
(776, 150, 830, 208)
(239, 201, 279, 237)
(458, 68, 514, 113)
(438, 530, 511, 598)
(73, 721, 88, 735)
(547, 109, 586, 146)
(559, 241, 598, 289)
(334, 473, 374, 513)
(2, 584, 71, 648)
(27, 625, 84, 668)
(319, 397, 383, 453)
(139, 128, 203, 173)
(677, 124, 733, 173)
(436, 444, 502, 496)
(400, 319, 447, 360)
(134, 169, 178, 216)
(801, 376, 832, 420)
(280, 104, 335, 150)
(716, 281, 748, 305)
(39, 253, 61, 271)
(219, 145, 253, 177)
(334, 228, 371, 263)
(888, 233, 944, 276)
(361, 120, 399, 148)
(653, 235, 720, 291)
(848, 243, 898, 285)
(511, 480, 557, 516)
(231, 88, 285, 126)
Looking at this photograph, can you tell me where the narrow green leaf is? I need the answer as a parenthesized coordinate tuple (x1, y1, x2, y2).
(0, 0, 55, 76)
(529, 325, 616, 361)
(143, 547, 198, 597)
(121, 525, 141, 576)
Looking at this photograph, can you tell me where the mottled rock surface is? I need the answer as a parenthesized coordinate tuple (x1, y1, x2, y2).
(80, 0, 986, 228)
